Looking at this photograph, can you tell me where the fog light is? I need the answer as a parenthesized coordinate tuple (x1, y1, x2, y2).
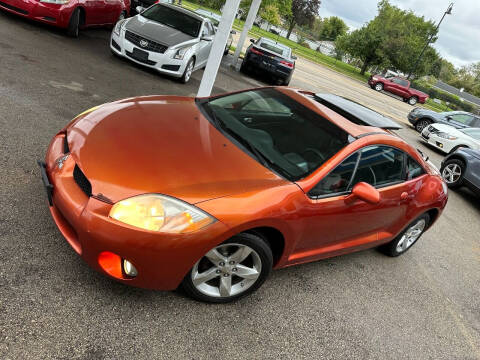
(123, 259, 138, 277)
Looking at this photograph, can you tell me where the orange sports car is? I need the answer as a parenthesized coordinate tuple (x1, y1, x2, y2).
(39, 87, 448, 303)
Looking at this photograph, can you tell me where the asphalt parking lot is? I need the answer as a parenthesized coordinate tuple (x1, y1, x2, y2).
(1, 11, 479, 360)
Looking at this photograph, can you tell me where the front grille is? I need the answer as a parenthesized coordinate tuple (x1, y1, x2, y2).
(125, 30, 168, 53)
(73, 165, 92, 197)
(0, 1, 29, 14)
(126, 50, 156, 65)
(111, 39, 121, 51)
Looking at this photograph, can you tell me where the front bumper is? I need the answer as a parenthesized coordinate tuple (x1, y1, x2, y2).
(0, 0, 72, 28)
(40, 132, 231, 291)
(420, 129, 453, 154)
(110, 29, 188, 78)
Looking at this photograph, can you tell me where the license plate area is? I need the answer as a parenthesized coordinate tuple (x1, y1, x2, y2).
(132, 47, 149, 61)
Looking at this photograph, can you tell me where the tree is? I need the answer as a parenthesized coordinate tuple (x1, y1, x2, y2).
(286, 0, 321, 39)
(240, 0, 291, 24)
(318, 16, 348, 41)
(336, 0, 440, 76)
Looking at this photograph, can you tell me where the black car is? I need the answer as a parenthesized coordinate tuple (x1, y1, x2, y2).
(408, 108, 480, 133)
(441, 147, 480, 196)
(241, 37, 296, 86)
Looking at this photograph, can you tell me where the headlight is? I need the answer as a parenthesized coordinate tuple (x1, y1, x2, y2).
(40, 0, 69, 3)
(113, 19, 126, 36)
(437, 132, 457, 140)
(173, 46, 192, 60)
(109, 194, 215, 233)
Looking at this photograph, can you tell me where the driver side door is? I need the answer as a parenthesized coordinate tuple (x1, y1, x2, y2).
(197, 21, 214, 68)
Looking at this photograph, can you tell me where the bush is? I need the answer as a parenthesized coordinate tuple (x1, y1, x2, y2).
(297, 37, 310, 49)
(412, 81, 477, 113)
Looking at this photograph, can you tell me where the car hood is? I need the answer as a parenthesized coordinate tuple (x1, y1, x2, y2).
(125, 15, 196, 47)
(66, 96, 287, 204)
(429, 123, 465, 136)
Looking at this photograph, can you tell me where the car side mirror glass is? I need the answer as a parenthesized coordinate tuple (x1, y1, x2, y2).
(446, 116, 452, 121)
(346, 182, 380, 205)
(136, 6, 145, 13)
(230, 30, 237, 34)
(292, 55, 297, 60)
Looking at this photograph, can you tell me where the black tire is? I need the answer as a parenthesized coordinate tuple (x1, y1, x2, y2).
(379, 213, 430, 257)
(180, 233, 273, 303)
(440, 158, 465, 189)
(179, 58, 195, 84)
(415, 118, 431, 132)
(240, 59, 249, 74)
(408, 96, 418, 106)
(67, 8, 80, 38)
(374, 82, 383, 91)
(283, 78, 291, 86)
(223, 46, 230, 56)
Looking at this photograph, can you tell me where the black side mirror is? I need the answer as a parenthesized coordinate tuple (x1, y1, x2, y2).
(250, 38, 255, 43)
(292, 55, 297, 60)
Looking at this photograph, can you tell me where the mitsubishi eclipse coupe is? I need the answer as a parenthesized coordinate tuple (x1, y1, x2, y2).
(38, 87, 448, 303)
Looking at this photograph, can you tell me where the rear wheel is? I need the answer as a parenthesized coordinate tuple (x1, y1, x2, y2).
(67, 8, 80, 38)
(441, 159, 465, 189)
(379, 214, 430, 257)
(415, 118, 431, 132)
(408, 96, 418, 105)
(181, 233, 273, 303)
(240, 59, 249, 73)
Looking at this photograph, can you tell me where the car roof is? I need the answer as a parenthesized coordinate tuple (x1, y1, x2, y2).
(194, 9, 221, 21)
(160, 3, 206, 22)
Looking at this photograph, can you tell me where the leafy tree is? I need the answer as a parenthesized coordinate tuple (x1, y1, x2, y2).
(318, 16, 348, 41)
(286, 0, 321, 39)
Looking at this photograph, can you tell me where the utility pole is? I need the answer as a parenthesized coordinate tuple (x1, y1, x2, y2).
(407, 2, 453, 80)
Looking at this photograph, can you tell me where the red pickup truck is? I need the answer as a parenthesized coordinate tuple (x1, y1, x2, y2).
(368, 75, 429, 105)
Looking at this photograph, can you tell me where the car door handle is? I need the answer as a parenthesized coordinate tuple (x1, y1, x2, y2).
(400, 192, 409, 200)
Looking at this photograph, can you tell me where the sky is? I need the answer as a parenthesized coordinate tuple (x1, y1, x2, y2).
(320, 0, 480, 68)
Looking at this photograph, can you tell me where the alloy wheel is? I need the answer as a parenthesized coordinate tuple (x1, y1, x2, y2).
(442, 163, 462, 184)
(416, 120, 430, 132)
(375, 83, 383, 91)
(395, 219, 426, 253)
(184, 61, 194, 82)
(409, 97, 418, 105)
(191, 243, 262, 298)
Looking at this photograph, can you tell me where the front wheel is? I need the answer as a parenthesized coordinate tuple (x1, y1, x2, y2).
(181, 233, 273, 303)
(179, 58, 195, 84)
(415, 118, 431, 132)
(379, 214, 430, 257)
(67, 8, 80, 38)
(408, 96, 418, 105)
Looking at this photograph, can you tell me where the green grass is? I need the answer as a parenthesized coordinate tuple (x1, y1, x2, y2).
(180, 1, 371, 82)
(424, 99, 453, 113)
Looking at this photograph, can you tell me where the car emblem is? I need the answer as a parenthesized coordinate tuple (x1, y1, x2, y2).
(139, 39, 149, 48)
(56, 154, 69, 170)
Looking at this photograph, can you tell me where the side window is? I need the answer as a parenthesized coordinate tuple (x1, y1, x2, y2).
(472, 118, 480, 128)
(310, 153, 359, 197)
(351, 146, 405, 188)
(407, 157, 425, 180)
(202, 23, 213, 36)
(391, 78, 402, 85)
(450, 114, 474, 125)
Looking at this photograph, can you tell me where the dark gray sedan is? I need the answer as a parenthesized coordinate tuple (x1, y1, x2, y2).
(408, 108, 480, 133)
(441, 148, 480, 196)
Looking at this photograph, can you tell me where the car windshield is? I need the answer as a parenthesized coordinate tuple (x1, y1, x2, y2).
(195, 10, 220, 26)
(199, 88, 350, 181)
(141, 5, 202, 37)
(460, 128, 480, 140)
(258, 40, 290, 58)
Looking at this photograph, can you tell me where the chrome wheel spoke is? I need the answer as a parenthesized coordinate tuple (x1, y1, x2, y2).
(219, 275, 232, 297)
(234, 264, 259, 280)
(229, 246, 252, 264)
(192, 267, 220, 286)
(205, 248, 226, 265)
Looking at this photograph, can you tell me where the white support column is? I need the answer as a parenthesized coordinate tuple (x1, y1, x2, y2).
(232, 0, 261, 69)
(197, 0, 241, 97)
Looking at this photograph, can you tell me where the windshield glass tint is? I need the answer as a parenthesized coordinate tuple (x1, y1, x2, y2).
(201, 88, 349, 181)
(195, 10, 220, 26)
(142, 5, 202, 37)
(258, 41, 289, 57)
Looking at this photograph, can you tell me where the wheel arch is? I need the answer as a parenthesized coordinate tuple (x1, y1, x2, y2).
(242, 227, 286, 266)
(77, 6, 86, 26)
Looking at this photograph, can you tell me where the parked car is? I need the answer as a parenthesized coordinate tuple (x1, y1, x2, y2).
(0, 0, 130, 37)
(441, 148, 480, 195)
(38, 87, 447, 303)
(408, 108, 480, 133)
(368, 75, 429, 105)
(193, 8, 235, 55)
(421, 124, 480, 154)
(241, 37, 296, 85)
(111, 3, 231, 83)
